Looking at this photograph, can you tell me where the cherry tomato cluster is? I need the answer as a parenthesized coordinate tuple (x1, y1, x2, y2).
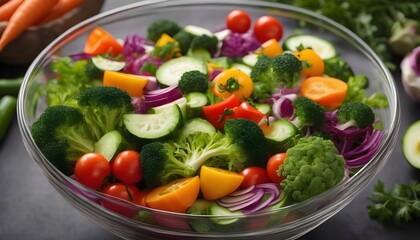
(240, 153, 287, 188)
(226, 10, 284, 43)
(74, 150, 145, 217)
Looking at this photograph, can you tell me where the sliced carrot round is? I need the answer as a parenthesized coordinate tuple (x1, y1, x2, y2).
(200, 165, 244, 200)
(300, 76, 348, 109)
(146, 176, 200, 213)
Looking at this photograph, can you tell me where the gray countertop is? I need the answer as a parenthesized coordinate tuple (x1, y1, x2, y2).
(1, 1, 419, 239)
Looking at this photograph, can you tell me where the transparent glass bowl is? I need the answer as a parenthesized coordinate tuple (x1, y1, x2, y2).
(17, 0, 400, 239)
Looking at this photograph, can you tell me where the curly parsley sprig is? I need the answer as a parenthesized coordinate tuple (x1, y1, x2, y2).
(367, 181, 420, 225)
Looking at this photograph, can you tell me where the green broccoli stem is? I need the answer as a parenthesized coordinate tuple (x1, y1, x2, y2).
(60, 129, 94, 159)
(187, 148, 232, 172)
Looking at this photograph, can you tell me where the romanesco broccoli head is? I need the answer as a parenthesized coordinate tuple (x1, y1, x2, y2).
(278, 136, 345, 202)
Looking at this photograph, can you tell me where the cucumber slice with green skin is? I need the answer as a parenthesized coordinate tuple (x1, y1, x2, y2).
(179, 118, 216, 137)
(214, 29, 231, 41)
(152, 97, 188, 120)
(208, 57, 230, 69)
(402, 120, 420, 169)
(208, 202, 243, 225)
(265, 119, 298, 150)
(187, 48, 211, 60)
(283, 34, 336, 60)
(185, 92, 208, 119)
(242, 53, 259, 67)
(155, 56, 207, 87)
(231, 63, 252, 76)
(184, 25, 214, 37)
(187, 199, 214, 233)
(123, 104, 182, 141)
(86, 56, 126, 79)
(93, 130, 123, 161)
(254, 103, 272, 115)
(92, 55, 126, 71)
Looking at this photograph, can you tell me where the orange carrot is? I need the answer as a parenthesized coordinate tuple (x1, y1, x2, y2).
(0, 0, 58, 51)
(0, 0, 23, 22)
(300, 76, 348, 109)
(38, 0, 85, 25)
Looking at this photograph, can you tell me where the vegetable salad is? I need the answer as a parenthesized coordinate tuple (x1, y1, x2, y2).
(31, 9, 389, 227)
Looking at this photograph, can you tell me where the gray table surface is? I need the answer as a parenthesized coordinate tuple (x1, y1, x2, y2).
(1, 1, 419, 239)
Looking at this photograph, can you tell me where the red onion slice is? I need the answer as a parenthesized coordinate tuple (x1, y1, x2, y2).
(242, 191, 277, 214)
(226, 185, 255, 196)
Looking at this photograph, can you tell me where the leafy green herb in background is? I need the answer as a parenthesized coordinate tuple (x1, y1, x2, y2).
(367, 181, 420, 225)
(268, 0, 420, 71)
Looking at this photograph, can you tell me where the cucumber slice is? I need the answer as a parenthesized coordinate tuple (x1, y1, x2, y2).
(402, 121, 420, 169)
(208, 57, 230, 69)
(85, 56, 126, 79)
(92, 55, 126, 71)
(242, 53, 259, 67)
(254, 103, 272, 115)
(231, 63, 252, 76)
(188, 48, 211, 60)
(265, 119, 298, 151)
(152, 97, 188, 120)
(155, 56, 207, 86)
(208, 202, 243, 225)
(179, 118, 216, 137)
(185, 92, 208, 118)
(123, 104, 182, 141)
(93, 130, 123, 161)
(214, 29, 231, 41)
(187, 199, 214, 233)
(283, 34, 336, 60)
(184, 25, 214, 37)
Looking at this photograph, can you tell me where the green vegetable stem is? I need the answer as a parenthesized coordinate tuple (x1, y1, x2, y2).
(0, 77, 23, 97)
(0, 95, 17, 142)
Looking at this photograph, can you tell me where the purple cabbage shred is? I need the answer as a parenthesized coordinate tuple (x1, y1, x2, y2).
(221, 31, 260, 58)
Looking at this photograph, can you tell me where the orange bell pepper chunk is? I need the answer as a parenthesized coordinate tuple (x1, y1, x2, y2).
(84, 26, 123, 56)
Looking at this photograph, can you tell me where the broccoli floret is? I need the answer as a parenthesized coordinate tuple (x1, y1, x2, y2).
(223, 118, 268, 166)
(189, 35, 219, 55)
(250, 53, 302, 100)
(173, 30, 195, 55)
(278, 136, 346, 202)
(272, 53, 303, 87)
(291, 96, 325, 130)
(147, 19, 181, 42)
(31, 105, 94, 175)
(140, 118, 268, 187)
(336, 102, 375, 130)
(178, 70, 209, 94)
(323, 56, 354, 82)
(77, 86, 134, 140)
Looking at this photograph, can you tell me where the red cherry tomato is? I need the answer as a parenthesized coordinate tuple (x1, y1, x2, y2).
(239, 166, 271, 188)
(111, 150, 143, 184)
(266, 153, 287, 183)
(100, 183, 141, 217)
(74, 153, 111, 190)
(253, 16, 283, 43)
(226, 10, 252, 33)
